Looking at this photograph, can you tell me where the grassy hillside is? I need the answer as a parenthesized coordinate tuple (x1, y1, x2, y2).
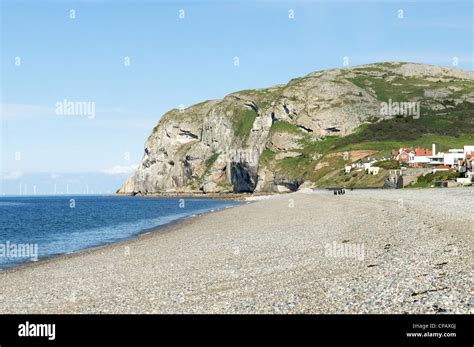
(139, 63, 473, 193)
(258, 64, 474, 188)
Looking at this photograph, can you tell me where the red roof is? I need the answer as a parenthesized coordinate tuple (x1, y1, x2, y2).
(415, 148, 432, 156)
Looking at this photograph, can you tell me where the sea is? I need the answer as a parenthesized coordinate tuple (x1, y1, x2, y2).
(0, 195, 242, 269)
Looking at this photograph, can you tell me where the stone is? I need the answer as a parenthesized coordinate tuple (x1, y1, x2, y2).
(118, 63, 474, 195)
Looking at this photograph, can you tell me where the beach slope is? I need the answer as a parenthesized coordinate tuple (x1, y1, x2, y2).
(0, 189, 472, 313)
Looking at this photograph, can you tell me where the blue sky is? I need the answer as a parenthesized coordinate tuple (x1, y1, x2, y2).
(1, 0, 473, 194)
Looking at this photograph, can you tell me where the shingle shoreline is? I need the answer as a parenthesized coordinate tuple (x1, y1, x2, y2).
(0, 188, 472, 313)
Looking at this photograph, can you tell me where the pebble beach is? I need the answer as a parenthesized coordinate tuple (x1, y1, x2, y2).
(0, 188, 472, 314)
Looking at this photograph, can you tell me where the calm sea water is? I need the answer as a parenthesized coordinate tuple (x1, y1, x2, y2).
(0, 195, 242, 269)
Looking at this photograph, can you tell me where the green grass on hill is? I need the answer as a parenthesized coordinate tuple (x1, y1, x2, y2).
(408, 171, 460, 188)
(333, 133, 474, 153)
(260, 148, 276, 165)
(259, 129, 474, 188)
(316, 167, 387, 188)
(299, 136, 340, 156)
(376, 160, 401, 170)
(270, 120, 302, 134)
(332, 113, 474, 150)
(232, 108, 258, 143)
(250, 64, 473, 188)
(204, 152, 219, 170)
(200, 152, 219, 183)
(275, 155, 316, 181)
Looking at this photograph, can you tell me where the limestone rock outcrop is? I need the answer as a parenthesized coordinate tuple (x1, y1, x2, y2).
(119, 62, 474, 194)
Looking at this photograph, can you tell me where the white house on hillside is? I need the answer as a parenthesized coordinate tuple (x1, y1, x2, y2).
(363, 160, 378, 170)
(411, 156, 431, 166)
(426, 153, 444, 166)
(443, 149, 465, 167)
(367, 166, 380, 175)
(464, 145, 474, 156)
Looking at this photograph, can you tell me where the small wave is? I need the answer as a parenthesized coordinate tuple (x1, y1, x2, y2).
(0, 202, 32, 207)
(0, 199, 241, 269)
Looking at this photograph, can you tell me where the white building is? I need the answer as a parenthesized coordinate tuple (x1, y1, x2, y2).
(363, 160, 378, 170)
(428, 144, 444, 165)
(367, 166, 380, 175)
(443, 149, 465, 167)
(406, 144, 474, 169)
(427, 153, 444, 166)
(410, 156, 431, 166)
(464, 145, 474, 156)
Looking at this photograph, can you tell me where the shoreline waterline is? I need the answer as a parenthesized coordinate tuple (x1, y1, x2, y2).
(0, 189, 471, 313)
(0, 200, 246, 274)
(0, 196, 244, 271)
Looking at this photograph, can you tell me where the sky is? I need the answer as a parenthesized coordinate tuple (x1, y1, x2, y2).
(1, 0, 473, 195)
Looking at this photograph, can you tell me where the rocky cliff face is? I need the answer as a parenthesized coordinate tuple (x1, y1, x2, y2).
(119, 62, 474, 194)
